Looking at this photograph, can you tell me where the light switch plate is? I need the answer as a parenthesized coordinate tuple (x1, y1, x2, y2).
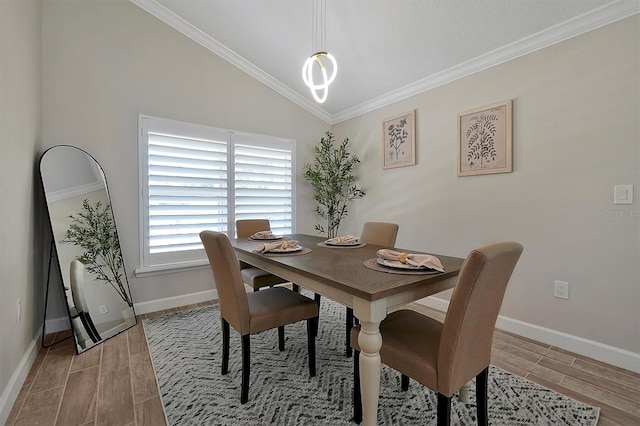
(614, 185, 633, 205)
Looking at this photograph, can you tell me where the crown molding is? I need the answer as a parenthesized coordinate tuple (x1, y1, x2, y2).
(130, 0, 638, 126)
(47, 182, 104, 202)
(332, 0, 640, 124)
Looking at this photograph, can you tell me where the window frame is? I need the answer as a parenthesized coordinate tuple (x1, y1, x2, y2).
(136, 115, 296, 276)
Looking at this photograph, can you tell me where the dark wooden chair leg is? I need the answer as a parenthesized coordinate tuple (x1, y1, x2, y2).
(306, 318, 316, 377)
(312, 294, 321, 337)
(278, 325, 285, 351)
(346, 307, 354, 357)
(221, 318, 230, 375)
(437, 393, 451, 426)
(241, 334, 250, 404)
(353, 350, 362, 424)
(401, 374, 409, 391)
(292, 283, 299, 292)
(476, 367, 489, 426)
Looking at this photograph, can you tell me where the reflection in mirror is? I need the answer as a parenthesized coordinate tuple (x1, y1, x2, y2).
(40, 145, 136, 353)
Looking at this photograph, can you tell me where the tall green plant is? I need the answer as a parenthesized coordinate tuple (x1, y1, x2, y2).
(61, 199, 132, 307)
(303, 132, 365, 238)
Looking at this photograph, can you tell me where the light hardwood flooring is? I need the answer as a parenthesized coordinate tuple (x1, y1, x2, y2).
(7, 301, 640, 425)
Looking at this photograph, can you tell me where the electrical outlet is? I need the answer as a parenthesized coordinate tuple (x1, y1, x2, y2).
(16, 299, 22, 323)
(98, 304, 108, 314)
(554, 280, 569, 299)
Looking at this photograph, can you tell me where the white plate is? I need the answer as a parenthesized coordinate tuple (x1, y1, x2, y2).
(377, 258, 427, 270)
(325, 239, 361, 246)
(268, 246, 303, 253)
(250, 235, 283, 241)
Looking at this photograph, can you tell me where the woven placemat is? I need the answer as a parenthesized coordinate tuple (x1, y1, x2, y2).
(363, 258, 442, 275)
(316, 241, 367, 249)
(261, 247, 312, 256)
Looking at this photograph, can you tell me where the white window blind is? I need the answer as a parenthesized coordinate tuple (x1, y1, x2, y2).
(234, 133, 293, 236)
(138, 116, 295, 273)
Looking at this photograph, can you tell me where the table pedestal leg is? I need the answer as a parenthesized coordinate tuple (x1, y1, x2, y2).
(358, 320, 383, 426)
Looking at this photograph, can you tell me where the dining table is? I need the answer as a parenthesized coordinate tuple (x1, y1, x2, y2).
(230, 233, 465, 426)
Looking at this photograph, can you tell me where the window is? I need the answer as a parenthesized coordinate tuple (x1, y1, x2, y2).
(137, 116, 295, 274)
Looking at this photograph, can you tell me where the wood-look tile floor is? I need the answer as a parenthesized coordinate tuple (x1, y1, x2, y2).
(7, 301, 640, 425)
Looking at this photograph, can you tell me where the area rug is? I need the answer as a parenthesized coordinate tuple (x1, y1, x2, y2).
(143, 296, 600, 425)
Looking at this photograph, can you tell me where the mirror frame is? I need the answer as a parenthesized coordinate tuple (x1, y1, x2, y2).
(39, 145, 136, 353)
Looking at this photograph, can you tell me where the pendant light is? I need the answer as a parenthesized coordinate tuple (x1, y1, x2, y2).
(302, 0, 337, 104)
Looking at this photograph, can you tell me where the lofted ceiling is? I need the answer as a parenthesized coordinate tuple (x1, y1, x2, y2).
(130, 0, 638, 124)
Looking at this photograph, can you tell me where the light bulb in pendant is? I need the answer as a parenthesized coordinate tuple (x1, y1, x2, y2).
(302, 51, 337, 104)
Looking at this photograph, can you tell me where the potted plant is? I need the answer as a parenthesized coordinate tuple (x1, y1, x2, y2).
(61, 199, 133, 307)
(303, 132, 365, 238)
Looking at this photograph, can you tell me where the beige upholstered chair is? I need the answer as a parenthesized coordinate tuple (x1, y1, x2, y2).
(199, 230, 319, 404)
(351, 242, 523, 425)
(315, 221, 399, 357)
(236, 219, 290, 291)
(345, 222, 399, 357)
(69, 260, 101, 343)
(359, 221, 399, 247)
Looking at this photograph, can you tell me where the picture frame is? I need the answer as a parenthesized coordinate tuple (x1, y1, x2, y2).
(382, 110, 416, 169)
(457, 99, 512, 176)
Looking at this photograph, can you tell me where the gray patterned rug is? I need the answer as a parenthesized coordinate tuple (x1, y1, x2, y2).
(143, 295, 600, 425)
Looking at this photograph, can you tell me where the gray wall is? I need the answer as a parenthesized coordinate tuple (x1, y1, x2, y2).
(41, 0, 328, 307)
(0, 0, 45, 420)
(332, 16, 640, 354)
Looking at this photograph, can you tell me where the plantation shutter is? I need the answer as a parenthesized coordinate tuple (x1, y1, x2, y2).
(147, 134, 228, 253)
(138, 116, 295, 273)
(233, 133, 294, 236)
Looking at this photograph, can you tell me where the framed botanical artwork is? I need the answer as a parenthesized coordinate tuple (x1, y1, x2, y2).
(382, 110, 416, 169)
(457, 99, 512, 176)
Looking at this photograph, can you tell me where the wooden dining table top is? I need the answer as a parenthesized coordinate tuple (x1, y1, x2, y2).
(230, 233, 465, 302)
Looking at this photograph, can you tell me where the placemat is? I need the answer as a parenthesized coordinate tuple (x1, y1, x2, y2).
(317, 241, 367, 249)
(261, 247, 312, 256)
(363, 258, 442, 275)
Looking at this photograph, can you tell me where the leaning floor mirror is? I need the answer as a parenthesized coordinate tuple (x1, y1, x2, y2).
(40, 145, 136, 353)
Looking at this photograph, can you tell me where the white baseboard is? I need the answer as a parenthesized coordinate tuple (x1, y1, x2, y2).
(45, 315, 71, 334)
(133, 289, 218, 315)
(417, 296, 640, 374)
(45, 289, 220, 332)
(0, 328, 42, 426)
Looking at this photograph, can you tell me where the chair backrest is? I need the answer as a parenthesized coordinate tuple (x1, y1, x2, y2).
(360, 222, 399, 247)
(69, 260, 90, 313)
(200, 231, 251, 334)
(437, 242, 523, 395)
(236, 219, 271, 239)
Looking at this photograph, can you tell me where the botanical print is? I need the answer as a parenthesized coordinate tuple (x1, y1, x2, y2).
(383, 110, 416, 169)
(458, 100, 512, 176)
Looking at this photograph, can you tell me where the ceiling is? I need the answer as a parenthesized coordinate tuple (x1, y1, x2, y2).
(130, 0, 638, 124)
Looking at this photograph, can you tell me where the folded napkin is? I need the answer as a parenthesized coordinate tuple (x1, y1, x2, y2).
(377, 249, 445, 271)
(326, 235, 359, 244)
(256, 240, 299, 253)
(251, 230, 275, 239)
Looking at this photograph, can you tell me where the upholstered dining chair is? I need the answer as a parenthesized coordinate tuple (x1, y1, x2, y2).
(315, 221, 399, 357)
(235, 219, 291, 291)
(351, 241, 523, 425)
(199, 230, 319, 404)
(69, 260, 101, 343)
(345, 222, 399, 357)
